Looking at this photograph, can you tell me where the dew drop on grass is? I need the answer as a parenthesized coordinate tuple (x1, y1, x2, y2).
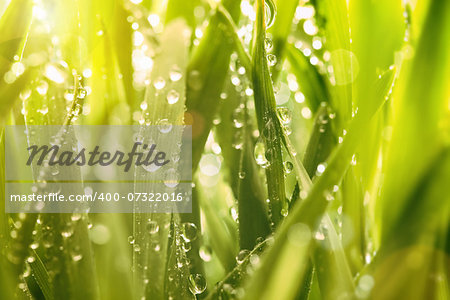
(183, 241, 192, 252)
(166, 90, 180, 104)
(157, 118, 172, 133)
(26, 256, 36, 263)
(238, 171, 246, 179)
(277, 107, 292, 125)
(61, 227, 74, 238)
(233, 107, 245, 128)
(236, 249, 250, 264)
(316, 163, 326, 176)
(146, 220, 159, 235)
(38, 106, 49, 115)
(169, 66, 182, 82)
(163, 168, 179, 188)
(230, 206, 239, 222)
(264, 0, 277, 29)
(254, 138, 270, 168)
(264, 38, 273, 51)
(188, 274, 207, 295)
(133, 244, 141, 252)
(128, 235, 135, 244)
(140, 101, 148, 110)
(71, 252, 83, 262)
(20, 89, 31, 101)
(267, 54, 277, 66)
(283, 161, 293, 174)
(153, 77, 166, 90)
(181, 222, 198, 242)
(36, 81, 49, 95)
(199, 245, 212, 262)
(150, 240, 160, 252)
(77, 88, 87, 99)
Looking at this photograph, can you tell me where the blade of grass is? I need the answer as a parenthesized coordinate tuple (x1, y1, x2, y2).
(315, 0, 352, 127)
(268, 0, 298, 79)
(132, 19, 191, 299)
(378, 0, 450, 240)
(214, 77, 270, 250)
(0, 0, 32, 75)
(251, 0, 287, 226)
(27, 249, 54, 300)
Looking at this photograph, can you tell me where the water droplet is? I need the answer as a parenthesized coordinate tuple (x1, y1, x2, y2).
(277, 107, 292, 125)
(26, 256, 36, 263)
(254, 138, 269, 168)
(71, 213, 82, 222)
(169, 66, 183, 82)
(150, 240, 161, 252)
(316, 163, 326, 176)
(72, 253, 83, 262)
(267, 54, 277, 67)
(233, 107, 245, 128)
(166, 90, 180, 104)
(199, 245, 212, 262)
(133, 244, 141, 252)
(264, 0, 277, 29)
(264, 38, 273, 51)
(61, 227, 74, 238)
(183, 241, 192, 252)
(153, 77, 166, 90)
(163, 168, 179, 188)
(128, 235, 135, 244)
(188, 274, 207, 295)
(236, 249, 250, 264)
(146, 220, 159, 235)
(157, 119, 173, 133)
(249, 254, 260, 266)
(20, 89, 31, 100)
(238, 171, 246, 179)
(284, 161, 293, 174)
(36, 81, 48, 95)
(140, 101, 148, 110)
(231, 75, 241, 86)
(181, 223, 198, 242)
(230, 206, 238, 222)
(38, 106, 49, 115)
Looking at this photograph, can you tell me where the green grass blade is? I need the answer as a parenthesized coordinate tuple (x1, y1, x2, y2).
(27, 250, 54, 300)
(131, 18, 191, 299)
(378, 0, 450, 240)
(268, 0, 297, 78)
(186, 0, 241, 170)
(215, 79, 270, 250)
(251, 0, 287, 226)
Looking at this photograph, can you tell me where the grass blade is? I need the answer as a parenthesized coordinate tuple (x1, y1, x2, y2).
(251, 0, 287, 226)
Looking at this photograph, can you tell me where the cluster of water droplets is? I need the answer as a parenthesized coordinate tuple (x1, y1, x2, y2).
(136, 64, 182, 126)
